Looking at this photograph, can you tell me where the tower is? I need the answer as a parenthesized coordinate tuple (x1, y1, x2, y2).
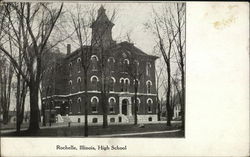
(91, 5, 116, 49)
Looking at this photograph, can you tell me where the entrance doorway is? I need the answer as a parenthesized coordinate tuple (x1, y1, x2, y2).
(122, 99, 128, 115)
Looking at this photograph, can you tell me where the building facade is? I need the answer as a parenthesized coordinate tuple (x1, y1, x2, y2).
(42, 6, 158, 124)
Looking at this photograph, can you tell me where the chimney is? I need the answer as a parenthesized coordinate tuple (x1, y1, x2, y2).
(67, 44, 71, 55)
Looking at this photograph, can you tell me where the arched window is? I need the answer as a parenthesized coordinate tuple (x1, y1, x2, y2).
(91, 76, 99, 91)
(69, 62, 72, 76)
(77, 97, 81, 113)
(69, 80, 72, 93)
(109, 77, 115, 92)
(146, 80, 152, 93)
(91, 55, 98, 71)
(124, 78, 130, 92)
(147, 98, 153, 113)
(91, 96, 99, 113)
(120, 78, 124, 92)
(109, 97, 116, 113)
(146, 62, 151, 76)
(108, 57, 115, 71)
(77, 77, 81, 91)
(77, 77, 81, 83)
(77, 57, 81, 73)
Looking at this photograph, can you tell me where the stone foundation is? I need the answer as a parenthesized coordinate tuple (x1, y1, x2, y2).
(68, 114, 158, 124)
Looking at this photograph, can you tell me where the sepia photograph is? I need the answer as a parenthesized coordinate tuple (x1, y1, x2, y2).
(0, 2, 185, 138)
(1, 1, 249, 157)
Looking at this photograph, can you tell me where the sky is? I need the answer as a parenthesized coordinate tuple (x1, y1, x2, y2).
(59, 2, 165, 55)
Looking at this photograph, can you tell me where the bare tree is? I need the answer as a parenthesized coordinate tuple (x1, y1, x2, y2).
(126, 52, 143, 125)
(90, 6, 117, 128)
(155, 60, 165, 121)
(0, 55, 14, 124)
(69, 4, 95, 136)
(145, 5, 178, 126)
(0, 3, 64, 131)
(171, 3, 186, 130)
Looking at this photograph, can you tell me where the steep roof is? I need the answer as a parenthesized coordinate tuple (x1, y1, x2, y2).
(116, 41, 158, 59)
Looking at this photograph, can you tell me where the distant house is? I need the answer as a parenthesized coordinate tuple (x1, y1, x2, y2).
(8, 111, 30, 123)
(161, 93, 182, 120)
(42, 6, 158, 124)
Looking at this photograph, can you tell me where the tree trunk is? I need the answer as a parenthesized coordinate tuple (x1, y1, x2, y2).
(134, 83, 138, 125)
(102, 92, 108, 128)
(181, 69, 185, 131)
(42, 102, 46, 126)
(3, 111, 9, 124)
(16, 72, 21, 134)
(166, 60, 172, 126)
(157, 102, 161, 121)
(84, 73, 88, 137)
(28, 83, 40, 131)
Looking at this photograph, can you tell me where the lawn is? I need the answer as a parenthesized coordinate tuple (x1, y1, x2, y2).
(1, 123, 184, 137)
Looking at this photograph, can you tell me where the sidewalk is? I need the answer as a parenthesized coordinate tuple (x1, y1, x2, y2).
(90, 129, 181, 137)
(0, 120, 181, 134)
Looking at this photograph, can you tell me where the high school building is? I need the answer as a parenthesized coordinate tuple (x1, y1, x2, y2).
(42, 6, 158, 124)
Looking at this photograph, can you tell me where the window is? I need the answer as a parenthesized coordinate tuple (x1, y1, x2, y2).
(69, 62, 72, 76)
(148, 117, 152, 121)
(120, 78, 124, 92)
(109, 77, 115, 92)
(109, 97, 116, 113)
(91, 55, 98, 71)
(77, 57, 81, 73)
(92, 118, 98, 123)
(110, 118, 115, 123)
(108, 57, 115, 71)
(146, 62, 151, 76)
(134, 60, 139, 74)
(146, 80, 152, 94)
(124, 78, 130, 92)
(91, 76, 98, 91)
(122, 59, 130, 72)
(147, 98, 153, 113)
(69, 80, 72, 93)
(77, 77, 81, 83)
(77, 77, 81, 91)
(77, 97, 81, 113)
(91, 96, 99, 113)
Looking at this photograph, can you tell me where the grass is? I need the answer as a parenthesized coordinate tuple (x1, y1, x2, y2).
(1, 123, 183, 137)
